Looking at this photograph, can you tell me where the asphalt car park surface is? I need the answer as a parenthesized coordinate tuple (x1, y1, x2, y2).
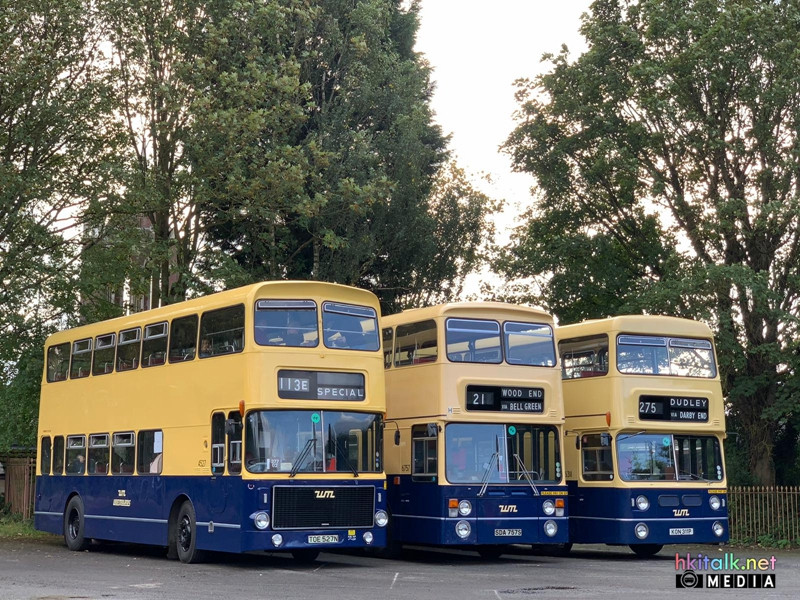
(0, 536, 797, 600)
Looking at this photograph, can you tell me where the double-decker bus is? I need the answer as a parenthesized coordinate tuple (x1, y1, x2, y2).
(558, 316, 728, 556)
(34, 281, 389, 563)
(381, 303, 568, 557)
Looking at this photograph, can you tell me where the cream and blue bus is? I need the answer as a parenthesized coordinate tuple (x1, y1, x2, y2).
(558, 316, 728, 556)
(34, 281, 388, 563)
(382, 303, 568, 557)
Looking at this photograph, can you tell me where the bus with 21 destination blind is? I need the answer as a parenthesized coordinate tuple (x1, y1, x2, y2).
(34, 281, 389, 563)
(557, 315, 728, 556)
(381, 303, 568, 557)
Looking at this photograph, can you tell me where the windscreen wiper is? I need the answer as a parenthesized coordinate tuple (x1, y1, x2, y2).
(331, 437, 359, 477)
(477, 435, 501, 497)
(513, 453, 540, 496)
(290, 435, 317, 478)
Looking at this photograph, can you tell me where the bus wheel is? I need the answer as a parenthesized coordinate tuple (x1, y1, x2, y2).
(291, 549, 320, 563)
(176, 501, 205, 563)
(630, 544, 663, 557)
(64, 496, 89, 551)
(477, 545, 504, 559)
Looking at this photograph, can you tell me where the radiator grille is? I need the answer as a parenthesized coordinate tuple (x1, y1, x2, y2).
(272, 486, 375, 530)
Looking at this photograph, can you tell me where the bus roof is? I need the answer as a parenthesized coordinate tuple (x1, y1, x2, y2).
(44, 280, 379, 346)
(556, 315, 714, 339)
(383, 302, 553, 327)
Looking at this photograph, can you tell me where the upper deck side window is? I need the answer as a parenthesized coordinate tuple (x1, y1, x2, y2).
(200, 304, 245, 358)
(254, 300, 319, 347)
(504, 322, 556, 367)
(92, 333, 116, 376)
(559, 335, 609, 380)
(322, 302, 380, 351)
(169, 315, 198, 363)
(116, 327, 141, 372)
(142, 322, 168, 368)
(394, 319, 438, 367)
(382, 327, 394, 369)
(617, 334, 716, 378)
(70, 339, 92, 379)
(46, 342, 70, 382)
(445, 318, 502, 364)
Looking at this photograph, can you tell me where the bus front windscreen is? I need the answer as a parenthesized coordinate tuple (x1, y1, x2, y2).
(322, 302, 380, 351)
(445, 423, 561, 484)
(616, 433, 724, 482)
(245, 410, 382, 474)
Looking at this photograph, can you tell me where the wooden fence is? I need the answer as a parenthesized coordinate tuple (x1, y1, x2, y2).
(0, 456, 36, 520)
(728, 486, 800, 544)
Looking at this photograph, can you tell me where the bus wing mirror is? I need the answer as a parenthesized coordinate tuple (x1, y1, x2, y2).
(394, 430, 400, 446)
(225, 418, 241, 437)
(575, 436, 580, 450)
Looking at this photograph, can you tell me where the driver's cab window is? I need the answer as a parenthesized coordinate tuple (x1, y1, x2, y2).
(581, 433, 613, 481)
(412, 423, 438, 482)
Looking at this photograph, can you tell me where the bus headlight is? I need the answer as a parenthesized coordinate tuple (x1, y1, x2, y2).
(634, 522, 649, 540)
(544, 520, 558, 537)
(271, 533, 283, 547)
(713, 521, 725, 537)
(542, 500, 555, 516)
(636, 495, 650, 511)
(254, 512, 270, 530)
(455, 520, 471, 539)
(709, 495, 721, 511)
(375, 510, 389, 527)
(458, 500, 472, 516)
(363, 532, 374, 544)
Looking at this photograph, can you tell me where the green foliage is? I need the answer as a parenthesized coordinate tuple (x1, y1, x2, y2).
(500, 0, 800, 484)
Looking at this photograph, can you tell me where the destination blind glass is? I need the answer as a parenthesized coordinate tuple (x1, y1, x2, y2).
(638, 394, 709, 422)
(466, 384, 544, 413)
(278, 370, 366, 401)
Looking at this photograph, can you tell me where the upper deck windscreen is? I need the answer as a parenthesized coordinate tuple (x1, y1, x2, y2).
(616, 335, 716, 378)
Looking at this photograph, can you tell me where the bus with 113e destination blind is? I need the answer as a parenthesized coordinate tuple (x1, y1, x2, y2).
(558, 315, 728, 557)
(34, 281, 388, 563)
(381, 303, 568, 558)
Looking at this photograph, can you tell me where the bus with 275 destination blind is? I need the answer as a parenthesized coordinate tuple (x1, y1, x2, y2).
(34, 281, 389, 563)
(380, 303, 568, 558)
(557, 315, 728, 556)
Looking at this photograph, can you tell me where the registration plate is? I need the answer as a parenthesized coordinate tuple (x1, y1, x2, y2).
(494, 528, 522, 537)
(307, 534, 339, 544)
(669, 528, 694, 536)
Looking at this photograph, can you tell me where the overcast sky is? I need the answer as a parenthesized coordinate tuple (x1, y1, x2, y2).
(414, 0, 592, 249)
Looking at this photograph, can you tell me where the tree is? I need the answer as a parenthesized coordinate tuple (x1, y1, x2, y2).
(195, 0, 494, 314)
(0, 0, 122, 450)
(500, 0, 800, 484)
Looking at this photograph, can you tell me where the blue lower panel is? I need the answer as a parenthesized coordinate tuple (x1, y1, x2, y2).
(388, 476, 569, 546)
(568, 481, 729, 545)
(35, 475, 387, 554)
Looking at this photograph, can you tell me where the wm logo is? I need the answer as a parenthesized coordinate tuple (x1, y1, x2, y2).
(499, 505, 518, 513)
(314, 490, 335, 499)
(673, 509, 690, 517)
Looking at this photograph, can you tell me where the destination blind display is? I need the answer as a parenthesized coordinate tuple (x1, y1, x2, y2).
(278, 370, 365, 401)
(638, 394, 709, 422)
(466, 384, 544, 413)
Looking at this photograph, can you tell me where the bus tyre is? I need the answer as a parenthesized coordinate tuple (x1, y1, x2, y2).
(630, 544, 663, 557)
(176, 501, 205, 564)
(64, 496, 89, 551)
(291, 549, 320, 563)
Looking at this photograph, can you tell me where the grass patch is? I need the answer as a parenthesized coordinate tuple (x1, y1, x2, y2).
(0, 514, 49, 539)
